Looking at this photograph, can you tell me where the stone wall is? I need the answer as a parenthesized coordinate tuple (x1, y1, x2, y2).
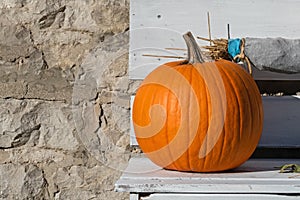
(0, 0, 131, 199)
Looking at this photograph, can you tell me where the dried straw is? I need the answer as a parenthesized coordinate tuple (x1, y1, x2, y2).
(142, 36, 231, 62)
(142, 54, 185, 59)
(197, 36, 230, 61)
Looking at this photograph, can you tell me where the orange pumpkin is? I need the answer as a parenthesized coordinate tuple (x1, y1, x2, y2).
(132, 32, 263, 172)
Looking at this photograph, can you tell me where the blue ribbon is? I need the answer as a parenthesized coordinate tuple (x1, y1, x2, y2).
(228, 38, 241, 59)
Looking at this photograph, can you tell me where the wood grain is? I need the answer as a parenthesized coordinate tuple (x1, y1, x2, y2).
(130, 0, 300, 79)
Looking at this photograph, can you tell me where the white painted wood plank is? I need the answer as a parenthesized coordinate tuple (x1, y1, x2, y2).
(130, 193, 139, 200)
(130, 95, 300, 147)
(129, 96, 137, 146)
(130, 96, 138, 146)
(115, 157, 300, 194)
(260, 96, 300, 147)
(142, 194, 300, 200)
(130, 0, 300, 79)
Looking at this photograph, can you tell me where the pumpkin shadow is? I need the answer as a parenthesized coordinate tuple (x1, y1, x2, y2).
(164, 159, 296, 174)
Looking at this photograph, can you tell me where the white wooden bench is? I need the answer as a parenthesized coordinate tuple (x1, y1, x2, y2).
(115, 1, 300, 199)
(115, 157, 300, 200)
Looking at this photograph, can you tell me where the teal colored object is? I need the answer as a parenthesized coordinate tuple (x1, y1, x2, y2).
(228, 38, 241, 59)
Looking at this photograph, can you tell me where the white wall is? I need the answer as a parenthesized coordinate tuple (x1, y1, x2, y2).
(130, 0, 300, 79)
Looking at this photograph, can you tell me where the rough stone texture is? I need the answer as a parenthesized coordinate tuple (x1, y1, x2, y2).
(0, 99, 79, 150)
(0, 163, 47, 199)
(245, 37, 300, 73)
(0, 1, 131, 199)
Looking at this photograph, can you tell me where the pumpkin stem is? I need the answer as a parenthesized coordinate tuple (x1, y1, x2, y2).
(183, 31, 205, 64)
